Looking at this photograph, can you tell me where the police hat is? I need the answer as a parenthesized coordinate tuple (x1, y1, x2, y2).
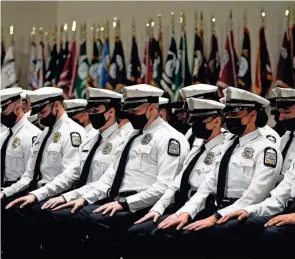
(0, 87, 23, 112)
(272, 87, 295, 109)
(179, 84, 219, 101)
(85, 88, 121, 109)
(64, 99, 87, 116)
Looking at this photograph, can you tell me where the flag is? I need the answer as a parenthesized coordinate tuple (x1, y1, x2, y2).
(275, 27, 294, 88)
(238, 27, 252, 91)
(217, 30, 239, 95)
(44, 42, 58, 87)
(45, 40, 51, 71)
(107, 36, 127, 91)
(58, 40, 77, 99)
(75, 40, 90, 98)
(151, 31, 163, 88)
(32, 41, 46, 89)
(28, 41, 37, 89)
(207, 33, 220, 85)
(89, 39, 100, 87)
(127, 36, 141, 85)
(254, 26, 273, 97)
(1, 41, 5, 67)
(1, 45, 18, 89)
(141, 37, 153, 85)
(54, 41, 69, 86)
(174, 30, 192, 100)
(160, 33, 177, 99)
(98, 38, 110, 88)
(192, 28, 207, 84)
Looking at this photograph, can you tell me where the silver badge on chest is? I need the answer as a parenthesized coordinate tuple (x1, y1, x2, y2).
(204, 151, 214, 165)
(102, 143, 113, 155)
(141, 133, 153, 145)
(12, 137, 20, 149)
(242, 147, 254, 159)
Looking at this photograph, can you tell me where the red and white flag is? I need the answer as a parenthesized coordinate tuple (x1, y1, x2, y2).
(57, 40, 77, 99)
(217, 31, 239, 96)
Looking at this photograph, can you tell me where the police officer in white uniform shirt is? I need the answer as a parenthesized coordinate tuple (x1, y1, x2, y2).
(180, 84, 229, 149)
(47, 84, 190, 259)
(64, 99, 96, 137)
(147, 87, 283, 258)
(272, 88, 295, 179)
(0, 88, 41, 188)
(0, 87, 87, 258)
(124, 98, 229, 258)
(216, 158, 295, 258)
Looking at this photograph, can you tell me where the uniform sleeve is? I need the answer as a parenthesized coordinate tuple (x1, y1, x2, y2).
(150, 174, 181, 215)
(246, 159, 294, 217)
(30, 132, 82, 201)
(175, 166, 217, 218)
(126, 136, 190, 212)
(218, 147, 283, 217)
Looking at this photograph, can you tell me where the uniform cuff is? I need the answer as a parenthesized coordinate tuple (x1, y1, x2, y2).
(217, 206, 233, 217)
(3, 187, 15, 198)
(176, 206, 195, 219)
(30, 188, 45, 202)
(150, 204, 165, 216)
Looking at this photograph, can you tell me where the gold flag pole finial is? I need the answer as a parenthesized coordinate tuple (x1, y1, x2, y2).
(170, 12, 175, 34)
(113, 17, 120, 38)
(31, 25, 36, 42)
(44, 31, 49, 45)
(211, 15, 216, 34)
(132, 18, 136, 38)
(39, 25, 44, 41)
(52, 25, 57, 43)
(244, 9, 247, 27)
(180, 12, 185, 31)
(100, 24, 105, 40)
(64, 23, 68, 41)
(194, 11, 198, 30)
(229, 10, 233, 31)
(150, 18, 155, 38)
(9, 24, 14, 45)
(145, 20, 150, 38)
(261, 8, 266, 26)
(96, 23, 101, 40)
(285, 8, 290, 29)
(72, 21, 77, 40)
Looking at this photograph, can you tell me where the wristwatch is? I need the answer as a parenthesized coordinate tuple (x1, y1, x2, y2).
(118, 197, 130, 211)
(213, 212, 222, 220)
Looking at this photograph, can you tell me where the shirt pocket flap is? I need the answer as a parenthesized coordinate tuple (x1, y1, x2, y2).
(139, 145, 152, 154)
(47, 143, 62, 153)
(7, 150, 23, 158)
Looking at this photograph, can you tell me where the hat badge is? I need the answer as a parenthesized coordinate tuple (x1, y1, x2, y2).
(225, 88, 231, 101)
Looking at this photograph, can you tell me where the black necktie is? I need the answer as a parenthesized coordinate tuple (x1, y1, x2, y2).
(1, 129, 13, 185)
(175, 144, 206, 209)
(108, 129, 143, 200)
(188, 134, 195, 149)
(281, 132, 294, 161)
(216, 137, 240, 208)
(30, 127, 53, 190)
(75, 134, 103, 189)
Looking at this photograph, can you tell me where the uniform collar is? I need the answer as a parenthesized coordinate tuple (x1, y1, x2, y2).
(85, 123, 94, 133)
(53, 112, 68, 130)
(205, 133, 224, 151)
(239, 128, 260, 146)
(119, 122, 133, 134)
(143, 117, 161, 133)
(12, 116, 27, 135)
(101, 122, 118, 141)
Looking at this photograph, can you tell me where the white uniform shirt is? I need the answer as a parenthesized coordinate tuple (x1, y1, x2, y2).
(82, 117, 190, 212)
(1, 117, 41, 182)
(85, 123, 97, 137)
(3, 113, 87, 198)
(280, 131, 295, 177)
(151, 133, 226, 215)
(259, 125, 281, 146)
(62, 122, 134, 202)
(176, 129, 283, 218)
(246, 158, 295, 217)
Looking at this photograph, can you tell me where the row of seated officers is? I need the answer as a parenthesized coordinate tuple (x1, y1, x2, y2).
(0, 83, 294, 259)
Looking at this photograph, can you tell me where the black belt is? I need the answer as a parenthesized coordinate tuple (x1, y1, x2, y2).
(111, 190, 137, 201)
(218, 197, 239, 209)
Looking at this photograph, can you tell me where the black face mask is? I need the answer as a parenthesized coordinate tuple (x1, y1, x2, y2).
(225, 113, 249, 136)
(281, 117, 295, 131)
(40, 105, 58, 128)
(89, 111, 108, 129)
(128, 113, 149, 130)
(192, 119, 214, 140)
(1, 110, 17, 128)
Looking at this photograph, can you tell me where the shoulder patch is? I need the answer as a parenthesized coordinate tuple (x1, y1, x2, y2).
(168, 138, 180, 157)
(266, 135, 276, 143)
(70, 132, 82, 147)
(32, 136, 37, 146)
(264, 147, 277, 168)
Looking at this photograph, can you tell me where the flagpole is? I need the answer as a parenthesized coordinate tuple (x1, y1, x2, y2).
(180, 11, 185, 89)
(261, 8, 265, 27)
(9, 25, 14, 45)
(211, 15, 216, 34)
(194, 11, 198, 32)
(171, 12, 175, 35)
(244, 10, 247, 28)
(64, 23, 68, 43)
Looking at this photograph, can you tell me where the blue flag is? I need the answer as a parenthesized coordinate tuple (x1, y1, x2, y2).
(98, 38, 110, 88)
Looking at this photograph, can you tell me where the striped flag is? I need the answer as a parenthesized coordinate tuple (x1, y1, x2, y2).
(28, 41, 37, 89)
(1, 45, 18, 89)
(44, 42, 58, 87)
(127, 36, 142, 85)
